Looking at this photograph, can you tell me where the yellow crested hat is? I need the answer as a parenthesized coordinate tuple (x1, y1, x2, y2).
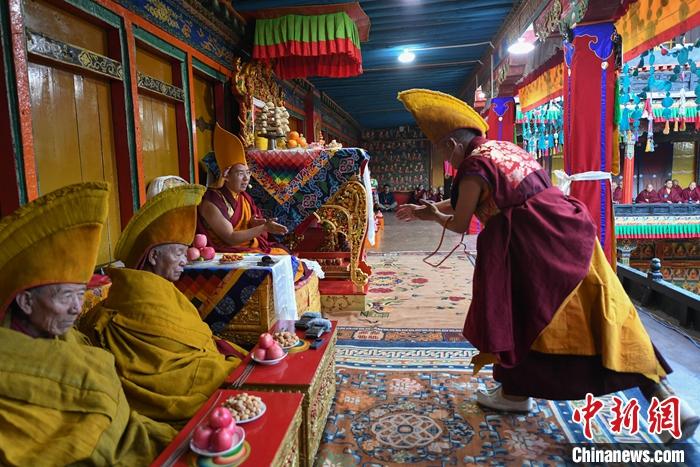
(397, 89, 489, 142)
(214, 123, 246, 174)
(115, 184, 206, 269)
(0, 182, 109, 315)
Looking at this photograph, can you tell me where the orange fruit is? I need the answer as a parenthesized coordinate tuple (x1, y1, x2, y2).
(287, 139, 299, 148)
(288, 131, 300, 140)
(299, 136, 307, 145)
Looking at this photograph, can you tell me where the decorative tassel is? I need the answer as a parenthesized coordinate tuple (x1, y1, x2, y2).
(681, 119, 687, 132)
(673, 120, 679, 132)
(663, 121, 670, 134)
(645, 138, 652, 152)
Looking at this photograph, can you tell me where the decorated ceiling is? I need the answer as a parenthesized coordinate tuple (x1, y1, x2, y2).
(234, 0, 516, 128)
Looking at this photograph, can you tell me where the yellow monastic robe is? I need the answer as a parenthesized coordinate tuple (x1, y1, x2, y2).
(473, 240, 667, 383)
(79, 267, 240, 424)
(0, 326, 175, 466)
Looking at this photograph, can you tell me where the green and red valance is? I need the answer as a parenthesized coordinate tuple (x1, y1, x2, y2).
(253, 12, 362, 79)
(615, 216, 700, 239)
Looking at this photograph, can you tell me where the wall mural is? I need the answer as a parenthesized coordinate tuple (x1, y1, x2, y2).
(362, 126, 430, 192)
(630, 239, 700, 294)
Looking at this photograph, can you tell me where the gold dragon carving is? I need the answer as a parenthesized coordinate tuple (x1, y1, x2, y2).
(313, 176, 369, 288)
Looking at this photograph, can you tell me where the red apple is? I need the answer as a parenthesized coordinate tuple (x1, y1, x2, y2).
(187, 247, 201, 262)
(208, 407, 232, 429)
(209, 428, 233, 452)
(200, 246, 216, 260)
(193, 234, 208, 249)
(265, 343, 284, 360)
(253, 348, 266, 360)
(192, 425, 213, 450)
(258, 333, 274, 349)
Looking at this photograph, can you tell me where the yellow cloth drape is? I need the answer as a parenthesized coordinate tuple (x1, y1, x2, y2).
(231, 191, 260, 250)
(474, 239, 666, 382)
(79, 268, 240, 424)
(0, 327, 175, 466)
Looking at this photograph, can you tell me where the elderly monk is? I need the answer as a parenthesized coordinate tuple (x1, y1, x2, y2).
(197, 124, 305, 281)
(396, 89, 698, 441)
(80, 184, 244, 425)
(0, 182, 175, 465)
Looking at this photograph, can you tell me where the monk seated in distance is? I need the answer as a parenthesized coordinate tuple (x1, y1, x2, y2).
(197, 124, 306, 282)
(80, 184, 246, 427)
(0, 182, 175, 466)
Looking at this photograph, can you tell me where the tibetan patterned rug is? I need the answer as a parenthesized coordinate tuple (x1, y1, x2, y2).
(316, 329, 665, 466)
(339, 252, 475, 329)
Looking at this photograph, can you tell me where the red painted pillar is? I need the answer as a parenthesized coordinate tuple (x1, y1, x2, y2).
(304, 90, 320, 143)
(621, 140, 634, 204)
(487, 97, 515, 142)
(563, 23, 617, 265)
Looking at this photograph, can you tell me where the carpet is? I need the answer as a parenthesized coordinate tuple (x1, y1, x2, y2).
(340, 252, 474, 329)
(316, 330, 670, 466)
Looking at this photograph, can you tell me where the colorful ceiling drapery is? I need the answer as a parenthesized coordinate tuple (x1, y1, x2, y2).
(615, 0, 700, 61)
(517, 55, 564, 113)
(252, 12, 363, 79)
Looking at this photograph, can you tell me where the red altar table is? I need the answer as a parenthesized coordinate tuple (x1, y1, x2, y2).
(151, 389, 303, 467)
(226, 320, 337, 467)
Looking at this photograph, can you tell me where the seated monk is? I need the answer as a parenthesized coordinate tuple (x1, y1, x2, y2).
(0, 182, 175, 465)
(80, 184, 245, 425)
(197, 124, 306, 282)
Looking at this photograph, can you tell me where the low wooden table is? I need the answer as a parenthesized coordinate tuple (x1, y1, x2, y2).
(226, 320, 337, 467)
(151, 389, 303, 467)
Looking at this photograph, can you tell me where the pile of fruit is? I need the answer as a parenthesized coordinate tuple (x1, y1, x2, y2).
(192, 407, 240, 453)
(286, 131, 307, 149)
(273, 331, 298, 348)
(253, 333, 284, 361)
(223, 393, 264, 422)
(188, 234, 215, 261)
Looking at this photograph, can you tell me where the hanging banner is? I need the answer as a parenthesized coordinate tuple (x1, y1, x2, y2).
(616, 0, 700, 61)
(518, 59, 564, 113)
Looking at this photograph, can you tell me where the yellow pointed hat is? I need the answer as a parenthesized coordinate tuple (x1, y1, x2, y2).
(0, 182, 109, 315)
(397, 89, 489, 142)
(214, 123, 246, 174)
(115, 184, 206, 269)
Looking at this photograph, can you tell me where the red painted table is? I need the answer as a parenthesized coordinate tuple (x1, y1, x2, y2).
(226, 320, 337, 467)
(151, 389, 303, 467)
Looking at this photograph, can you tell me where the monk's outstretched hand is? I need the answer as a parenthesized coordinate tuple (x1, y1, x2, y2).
(250, 217, 266, 227)
(396, 204, 422, 221)
(396, 202, 437, 222)
(264, 219, 288, 235)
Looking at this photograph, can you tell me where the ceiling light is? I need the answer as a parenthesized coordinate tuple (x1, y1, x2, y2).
(398, 49, 415, 63)
(508, 38, 535, 55)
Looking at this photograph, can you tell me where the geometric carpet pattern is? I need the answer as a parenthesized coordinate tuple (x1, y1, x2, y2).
(344, 252, 474, 329)
(317, 330, 670, 466)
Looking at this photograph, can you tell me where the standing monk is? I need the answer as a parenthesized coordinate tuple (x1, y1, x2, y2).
(396, 89, 698, 441)
(0, 183, 175, 465)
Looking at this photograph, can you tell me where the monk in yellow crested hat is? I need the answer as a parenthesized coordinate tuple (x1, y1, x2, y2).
(397, 88, 488, 143)
(114, 183, 206, 269)
(0, 182, 108, 321)
(0, 182, 176, 465)
(395, 88, 699, 441)
(211, 122, 247, 187)
(80, 183, 244, 425)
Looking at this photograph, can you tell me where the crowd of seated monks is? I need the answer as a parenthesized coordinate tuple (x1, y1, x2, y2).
(0, 127, 313, 465)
